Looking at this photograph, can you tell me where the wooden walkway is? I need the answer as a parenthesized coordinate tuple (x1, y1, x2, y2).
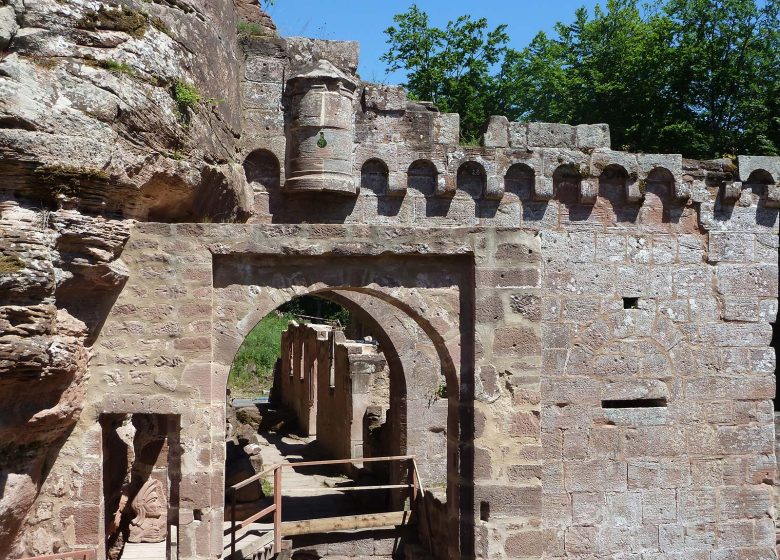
(223, 431, 416, 559)
(119, 541, 166, 560)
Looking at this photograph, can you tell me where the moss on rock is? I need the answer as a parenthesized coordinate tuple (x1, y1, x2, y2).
(79, 6, 148, 38)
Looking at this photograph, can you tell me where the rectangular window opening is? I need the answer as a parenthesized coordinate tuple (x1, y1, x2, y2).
(623, 297, 639, 309)
(602, 398, 667, 409)
(480, 501, 490, 521)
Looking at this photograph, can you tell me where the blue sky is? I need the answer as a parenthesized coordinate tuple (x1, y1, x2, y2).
(266, 1, 601, 84)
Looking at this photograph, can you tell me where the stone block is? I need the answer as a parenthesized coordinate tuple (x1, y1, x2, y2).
(623, 426, 685, 458)
(362, 84, 407, 112)
(709, 232, 754, 263)
(245, 57, 285, 83)
(473, 483, 541, 518)
(605, 491, 642, 526)
(527, 123, 575, 148)
(642, 488, 677, 522)
(564, 460, 627, 492)
(483, 115, 509, 148)
(508, 122, 528, 149)
(717, 263, 778, 296)
(564, 525, 599, 554)
(719, 486, 772, 520)
(434, 113, 460, 144)
(241, 82, 283, 110)
(576, 124, 610, 150)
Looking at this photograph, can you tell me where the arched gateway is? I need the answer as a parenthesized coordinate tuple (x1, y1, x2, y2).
(89, 224, 542, 559)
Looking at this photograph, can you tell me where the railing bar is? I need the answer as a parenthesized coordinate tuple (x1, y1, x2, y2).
(273, 465, 282, 552)
(239, 503, 277, 528)
(411, 458, 427, 495)
(230, 456, 414, 491)
(280, 483, 412, 493)
(276, 454, 415, 469)
(231, 466, 278, 490)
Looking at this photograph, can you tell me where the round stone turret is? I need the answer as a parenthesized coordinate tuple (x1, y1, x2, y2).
(284, 59, 358, 195)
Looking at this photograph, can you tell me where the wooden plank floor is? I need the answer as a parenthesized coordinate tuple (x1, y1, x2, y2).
(120, 541, 166, 560)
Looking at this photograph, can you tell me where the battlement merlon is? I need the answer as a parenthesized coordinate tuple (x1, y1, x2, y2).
(239, 36, 780, 208)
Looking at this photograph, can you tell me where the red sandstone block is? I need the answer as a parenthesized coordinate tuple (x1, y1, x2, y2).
(173, 336, 211, 351)
(623, 426, 686, 458)
(180, 473, 211, 509)
(719, 486, 772, 520)
(476, 267, 540, 288)
(60, 503, 99, 545)
(473, 483, 542, 518)
(564, 460, 627, 492)
(181, 362, 212, 401)
(718, 425, 773, 455)
(512, 411, 540, 437)
(493, 326, 541, 356)
(504, 529, 549, 557)
(564, 525, 599, 555)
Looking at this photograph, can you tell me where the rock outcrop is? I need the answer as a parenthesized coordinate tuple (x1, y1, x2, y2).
(0, 0, 251, 555)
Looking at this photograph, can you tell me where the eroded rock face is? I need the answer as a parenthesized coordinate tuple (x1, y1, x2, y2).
(0, 201, 101, 556)
(0, 0, 249, 555)
(0, 0, 250, 222)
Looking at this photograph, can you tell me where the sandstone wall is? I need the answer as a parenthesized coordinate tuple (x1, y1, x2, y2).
(0, 2, 778, 559)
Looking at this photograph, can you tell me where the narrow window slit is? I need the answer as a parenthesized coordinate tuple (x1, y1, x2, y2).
(480, 501, 490, 521)
(602, 398, 667, 409)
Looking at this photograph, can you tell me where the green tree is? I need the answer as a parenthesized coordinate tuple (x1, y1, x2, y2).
(663, 0, 780, 156)
(382, 5, 512, 142)
(383, 0, 780, 157)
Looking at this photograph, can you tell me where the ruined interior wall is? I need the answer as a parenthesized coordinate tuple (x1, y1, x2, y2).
(279, 322, 328, 436)
(315, 339, 389, 464)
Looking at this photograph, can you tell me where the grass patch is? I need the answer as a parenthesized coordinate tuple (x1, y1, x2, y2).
(99, 59, 135, 76)
(28, 55, 58, 70)
(0, 254, 25, 274)
(237, 21, 268, 37)
(172, 80, 202, 119)
(459, 136, 483, 147)
(79, 6, 148, 38)
(228, 312, 294, 396)
(151, 16, 170, 36)
(33, 164, 110, 198)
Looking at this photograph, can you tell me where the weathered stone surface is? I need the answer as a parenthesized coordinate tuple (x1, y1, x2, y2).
(2, 4, 778, 560)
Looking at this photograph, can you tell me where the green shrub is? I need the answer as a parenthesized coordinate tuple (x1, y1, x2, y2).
(34, 164, 109, 182)
(228, 312, 294, 395)
(151, 16, 170, 36)
(172, 80, 202, 115)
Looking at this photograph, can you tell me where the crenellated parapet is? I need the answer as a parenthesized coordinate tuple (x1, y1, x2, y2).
(239, 37, 779, 228)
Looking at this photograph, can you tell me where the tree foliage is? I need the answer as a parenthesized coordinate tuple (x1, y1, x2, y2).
(382, 6, 511, 143)
(382, 0, 780, 157)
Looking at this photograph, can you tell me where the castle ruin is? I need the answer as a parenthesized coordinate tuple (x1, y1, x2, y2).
(0, 2, 779, 559)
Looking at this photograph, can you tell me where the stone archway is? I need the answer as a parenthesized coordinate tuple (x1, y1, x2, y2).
(210, 252, 466, 556)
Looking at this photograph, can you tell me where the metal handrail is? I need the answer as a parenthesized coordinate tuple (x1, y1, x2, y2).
(227, 455, 421, 558)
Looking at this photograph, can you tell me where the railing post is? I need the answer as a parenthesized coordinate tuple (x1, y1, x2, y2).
(230, 486, 237, 559)
(410, 458, 418, 504)
(274, 465, 283, 552)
